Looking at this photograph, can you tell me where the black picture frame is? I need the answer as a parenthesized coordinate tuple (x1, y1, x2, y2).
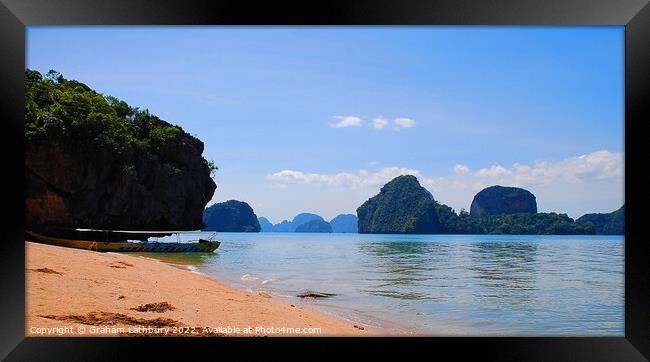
(1, 0, 648, 360)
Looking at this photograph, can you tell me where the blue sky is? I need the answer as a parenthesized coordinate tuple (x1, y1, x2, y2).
(27, 26, 624, 222)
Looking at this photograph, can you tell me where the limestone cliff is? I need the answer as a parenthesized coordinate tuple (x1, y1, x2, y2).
(25, 69, 216, 239)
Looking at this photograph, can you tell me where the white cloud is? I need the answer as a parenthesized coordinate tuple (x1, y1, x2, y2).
(453, 164, 470, 175)
(330, 115, 362, 128)
(394, 117, 415, 129)
(468, 150, 623, 187)
(266, 150, 623, 218)
(372, 116, 389, 130)
(268, 167, 425, 188)
(427, 150, 624, 217)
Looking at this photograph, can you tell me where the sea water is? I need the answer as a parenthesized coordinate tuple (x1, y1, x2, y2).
(144, 232, 624, 336)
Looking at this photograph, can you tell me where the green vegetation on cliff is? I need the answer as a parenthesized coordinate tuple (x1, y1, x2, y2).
(577, 205, 625, 235)
(357, 175, 442, 234)
(25, 69, 217, 234)
(25, 69, 215, 174)
(435, 203, 594, 234)
(357, 175, 597, 235)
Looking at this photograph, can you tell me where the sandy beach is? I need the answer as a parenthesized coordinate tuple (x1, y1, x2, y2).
(25, 242, 370, 337)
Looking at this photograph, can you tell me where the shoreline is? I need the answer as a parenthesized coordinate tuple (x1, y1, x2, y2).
(123, 244, 416, 336)
(25, 242, 372, 337)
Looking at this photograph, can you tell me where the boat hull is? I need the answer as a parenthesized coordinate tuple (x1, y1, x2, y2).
(26, 231, 220, 253)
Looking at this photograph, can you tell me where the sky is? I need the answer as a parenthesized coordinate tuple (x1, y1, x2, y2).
(27, 26, 624, 223)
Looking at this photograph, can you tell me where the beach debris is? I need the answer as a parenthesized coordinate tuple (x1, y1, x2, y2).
(117, 295, 125, 300)
(290, 304, 295, 307)
(297, 291, 337, 298)
(110, 261, 134, 269)
(353, 325, 365, 330)
(30, 267, 62, 275)
(40, 312, 182, 327)
(130, 302, 176, 313)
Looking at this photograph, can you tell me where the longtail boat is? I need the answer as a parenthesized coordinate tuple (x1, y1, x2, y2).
(25, 230, 220, 253)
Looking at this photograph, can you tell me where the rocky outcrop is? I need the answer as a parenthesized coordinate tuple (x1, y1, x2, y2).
(203, 200, 261, 232)
(329, 214, 358, 233)
(357, 175, 442, 234)
(470, 186, 537, 218)
(26, 134, 216, 234)
(25, 70, 216, 239)
(294, 219, 332, 233)
(577, 205, 624, 235)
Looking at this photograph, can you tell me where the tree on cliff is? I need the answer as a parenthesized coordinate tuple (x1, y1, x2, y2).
(25, 69, 217, 236)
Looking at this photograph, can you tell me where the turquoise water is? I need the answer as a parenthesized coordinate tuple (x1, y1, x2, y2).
(145, 232, 624, 336)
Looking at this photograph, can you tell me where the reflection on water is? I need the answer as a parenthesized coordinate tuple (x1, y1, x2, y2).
(130, 251, 218, 267)
(469, 241, 538, 306)
(358, 240, 452, 301)
(146, 232, 624, 336)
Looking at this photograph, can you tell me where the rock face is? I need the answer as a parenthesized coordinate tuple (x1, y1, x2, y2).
(25, 70, 216, 238)
(294, 219, 332, 233)
(258, 217, 274, 232)
(577, 205, 624, 235)
(470, 186, 537, 218)
(357, 175, 442, 234)
(329, 214, 358, 233)
(203, 200, 261, 232)
(26, 135, 216, 234)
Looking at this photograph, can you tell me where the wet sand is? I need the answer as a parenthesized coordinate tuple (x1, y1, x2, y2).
(25, 242, 370, 337)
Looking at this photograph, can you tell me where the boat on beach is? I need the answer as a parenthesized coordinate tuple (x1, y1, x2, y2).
(25, 230, 220, 253)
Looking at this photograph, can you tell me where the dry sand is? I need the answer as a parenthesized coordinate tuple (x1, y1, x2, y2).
(26, 242, 370, 337)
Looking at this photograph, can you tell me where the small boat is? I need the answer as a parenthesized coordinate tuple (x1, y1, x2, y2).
(25, 230, 220, 253)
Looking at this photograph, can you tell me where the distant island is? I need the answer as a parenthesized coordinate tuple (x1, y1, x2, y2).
(257, 213, 358, 233)
(469, 185, 537, 217)
(357, 175, 441, 234)
(213, 178, 622, 236)
(295, 219, 333, 233)
(329, 214, 358, 233)
(576, 206, 624, 235)
(357, 175, 622, 235)
(203, 200, 261, 232)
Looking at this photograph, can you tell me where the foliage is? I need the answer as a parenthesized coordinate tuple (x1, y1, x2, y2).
(24, 69, 198, 159)
(435, 205, 595, 235)
(357, 175, 442, 234)
(357, 175, 598, 235)
(576, 205, 624, 235)
(206, 159, 218, 177)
